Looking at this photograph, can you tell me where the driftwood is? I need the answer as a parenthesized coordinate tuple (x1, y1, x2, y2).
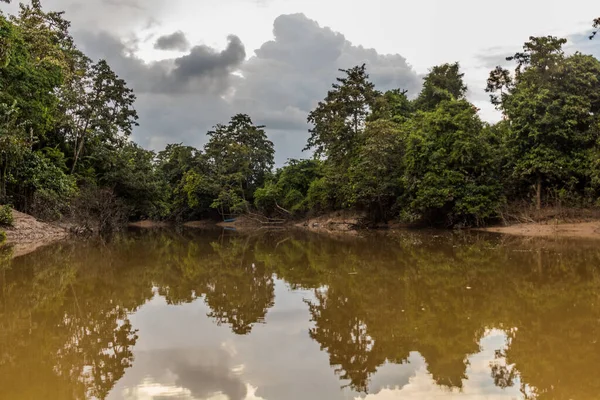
(246, 212, 286, 225)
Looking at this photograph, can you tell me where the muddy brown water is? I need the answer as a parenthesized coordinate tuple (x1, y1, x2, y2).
(1, 228, 599, 399)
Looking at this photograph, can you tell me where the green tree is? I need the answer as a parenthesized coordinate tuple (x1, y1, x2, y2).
(306, 64, 380, 163)
(414, 62, 467, 111)
(487, 36, 600, 209)
(348, 119, 405, 221)
(369, 88, 413, 124)
(69, 60, 138, 174)
(0, 102, 27, 200)
(404, 99, 503, 226)
(204, 114, 274, 215)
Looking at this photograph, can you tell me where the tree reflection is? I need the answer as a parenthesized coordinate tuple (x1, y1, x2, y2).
(1, 229, 600, 398)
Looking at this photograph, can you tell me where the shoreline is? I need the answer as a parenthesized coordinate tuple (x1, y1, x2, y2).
(477, 221, 600, 240)
(2, 210, 70, 259)
(5, 211, 600, 261)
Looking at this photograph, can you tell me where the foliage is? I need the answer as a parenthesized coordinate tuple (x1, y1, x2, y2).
(348, 119, 405, 221)
(414, 62, 467, 111)
(0, 229, 5, 244)
(487, 36, 600, 209)
(0, 204, 13, 226)
(1, 1, 600, 229)
(254, 159, 324, 215)
(306, 64, 380, 163)
(404, 99, 504, 226)
(203, 114, 274, 215)
(72, 186, 127, 234)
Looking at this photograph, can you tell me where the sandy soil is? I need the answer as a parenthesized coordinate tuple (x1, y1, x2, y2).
(184, 220, 218, 228)
(479, 221, 600, 239)
(128, 220, 171, 228)
(3, 210, 70, 258)
(296, 211, 366, 235)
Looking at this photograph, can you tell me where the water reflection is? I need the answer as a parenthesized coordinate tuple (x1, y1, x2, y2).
(1, 229, 600, 399)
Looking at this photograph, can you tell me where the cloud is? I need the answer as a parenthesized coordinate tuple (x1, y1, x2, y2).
(71, 12, 421, 165)
(77, 31, 245, 94)
(174, 35, 245, 83)
(154, 31, 191, 51)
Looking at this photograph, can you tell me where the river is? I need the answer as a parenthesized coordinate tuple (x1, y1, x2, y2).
(1, 228, 599, 399)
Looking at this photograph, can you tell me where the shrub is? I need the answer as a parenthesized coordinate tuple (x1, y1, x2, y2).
(0, 205, 14, 226)
(0, 230, 6, 244)
(72, 187, 127, 235)
(306, 177, 330, 212)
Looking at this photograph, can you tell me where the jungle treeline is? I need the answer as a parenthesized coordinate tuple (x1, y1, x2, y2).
(1, 1, 600, 228)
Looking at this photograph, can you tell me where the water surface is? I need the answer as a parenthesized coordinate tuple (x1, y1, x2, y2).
(1, 229, 599, 399)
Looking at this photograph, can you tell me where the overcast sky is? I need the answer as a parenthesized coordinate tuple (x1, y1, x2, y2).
(2, 0, 600, 165)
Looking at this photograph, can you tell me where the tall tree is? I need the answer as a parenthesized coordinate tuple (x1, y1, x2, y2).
(306, 64, 380, 163)
(487, 36, 600, 209)
(590, 17, 600, 40)
(204, 114, 274, 214)
(414, 62, 467, 111)
(68, 60, 138, 173)
(404, 98, 503, 226)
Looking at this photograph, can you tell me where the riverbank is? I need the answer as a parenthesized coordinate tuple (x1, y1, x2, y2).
(2, 210, 70, 258)
(479, 221, 600, 239)
(126, 209, 600, 240)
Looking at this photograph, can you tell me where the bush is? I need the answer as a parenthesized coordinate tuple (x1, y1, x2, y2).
(0, 205, 14, 226)
(72, 187, 127, 235)
(30, 188, 74, 222)
(0, 230, 6, 244)
(306, 177, 330, 212)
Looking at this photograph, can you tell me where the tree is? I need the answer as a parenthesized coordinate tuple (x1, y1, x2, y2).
(68, 60, 138, 174)
(590, 17, 600, 40)
(348, 120, 405, 221)
(306, 64, 380, 163)
(99, 142, 170, 220)
(487, 36, 600, 209)
(204, 114, 274, 215)
(369, 88, 413, 124)
(404, 99, 503, 226)
(0, 102, 27, 200)
(414, 63, 467, 111)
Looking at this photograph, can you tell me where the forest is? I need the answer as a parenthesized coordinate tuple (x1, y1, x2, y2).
(1, 1, 600, 232)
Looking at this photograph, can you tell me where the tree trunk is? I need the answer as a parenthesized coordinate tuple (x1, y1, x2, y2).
(535, 175, 542, 211)
(1, 159, 6, 200)
(71, 136, 86, 174)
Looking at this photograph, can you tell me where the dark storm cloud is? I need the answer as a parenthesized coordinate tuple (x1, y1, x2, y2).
(173, 35, 246, 83)
(154, 31, 191, 51)
(77, 31, 245, 94)
(66, 11, 421, 165)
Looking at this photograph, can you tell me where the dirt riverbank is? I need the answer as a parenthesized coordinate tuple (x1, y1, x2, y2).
(479, 221, 600, 239)
(2, 210, 70, 258)
(134, 211, 600, 239)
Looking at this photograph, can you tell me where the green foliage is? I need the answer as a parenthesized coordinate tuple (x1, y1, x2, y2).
(404, 99, 503, 226)
(254, 159, 324, 215)
(100, 142, 169, 220)
(204, 114, 274, 215)
(348, 119, 405, 220)
(306, 177, 331, 212)
(0, 230, 6, 244)
(487, 36, 600, 209)
(414, 63, 467, 111)
(306, 64, 380, 163)
(254, 181, 281, 212)
(0, 204, 13, 226)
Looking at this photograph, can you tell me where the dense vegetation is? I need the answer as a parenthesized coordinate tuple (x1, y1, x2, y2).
(1, 1, 599, 227)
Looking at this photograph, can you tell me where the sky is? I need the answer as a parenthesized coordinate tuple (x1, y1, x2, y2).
(2, 0, 600, 165)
